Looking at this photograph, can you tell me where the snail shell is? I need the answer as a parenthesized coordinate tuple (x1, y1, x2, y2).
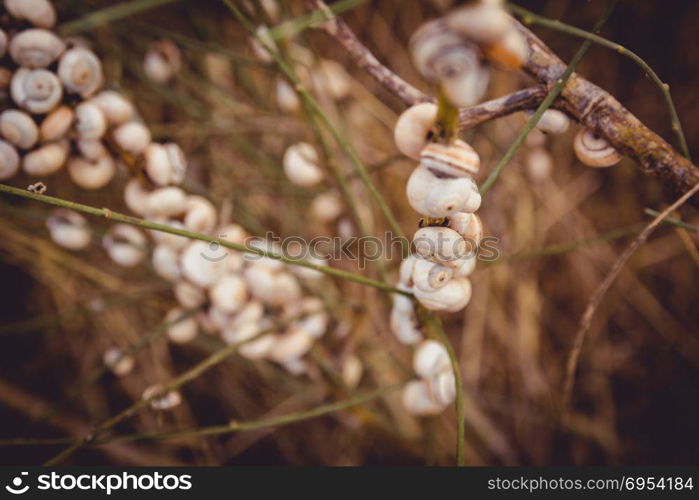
(39, 106, 74, 143)
(310, 191, 343, 222)
(413, 339, 451, 379)
(446, 2, 511, 44)
(238, 334, 276, 360)
(573, 128, 621, 167)
(67, 155, 115, 189)
(46, 208, 91, 250)
(174, 280, 205, 308)
(409, 19, 464, 83)
(424, 175, 480, 217)
(112, 121, 151, 155)
(0, 140, 20, 180)
(411, 258, 454, 292)
(231, 300, 265, 329)
(313, 59, 351, 100)
(398, 254, 418, 287)
(144, 186, 187, 217)
(164, 142, 187, 184)
(222, 321, 260, 345)
(183, 195, 217, 234)
(390, 294, 423, 345)
(525, 147, 553, 181)
(23, 140, 68, 176)
(4, 0, 57, 28)
(413, 226, 467, 264)
(91, 90, 135, 125)
(152, 244, 181, 282)
(149, 218, 189, 250)
(535, 109, 570, 135)
(414, 276, 472, 312)
(401, 379, 445, 416)
(180, 240, 227, 288)
(427, 370, 456, 406)
(293, 311, 329, 339)
(8, 28, 65, 68)
(209, 274, 247, 314)
(394, 103, 438, 160)
(276, 77, 300, 113)
(440, 57, 490, 108)
(0, 109, 39, 149)
(0, 30, 6, 59)
(142, 384, 182, 411)
(102, 223, 147, 267)
(484, 28, 528, 70)
(103, 347, 135, 377)
(406, 165, 441, 215)
(144, 142, 172, 186)
(11, 68, 63, 114)
(283, 141, 323, 187)
(143, 40, 182, 84)
(76, 138, 108, 161)
(341, 355, 363, 389)
(420, 139, 480, 178)
(123, 178, 151, 215)
(269, 326, 314, 363)
(452, 255, 477, 278)
(74, 101, 107, 139)
(448, 212, 483, 247)
(58, 46, 103, 97)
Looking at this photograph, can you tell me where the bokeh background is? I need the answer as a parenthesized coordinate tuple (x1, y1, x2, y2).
(0, 0, 697, 465)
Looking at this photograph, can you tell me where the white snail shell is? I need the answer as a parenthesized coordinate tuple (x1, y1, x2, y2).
(184, 195, 217, 234)
(535, 109, 570, 135)
(209, 274, 248, 314)
(144, 186, 187, 217)
(409, 19, 464, 83)
(143, 40, 181, 84)
(414, 276, 472, 312)
(39, 105, 74, 142)
(23, 140, 68, 176)
(74, 101, 107, 139)
(8, 28, 64, 68)
(142, 384, 182, 411)
(398, 254, 418, 287)
(411, 258, 454, 292)
(4, 0, 57, 28)
(152, 244, 181, 282)
(76, 138, 108, 161)
(448, 212, 483, 247)
(283, 141, 323, 187)
(103, 347, 135, 377)
(310, 191, 343, 222)
(446, 2, 511, 44)
(390, 294, 423, 345)
(276, 77, 300, 113)
(103, 223, 147, 267)
(91, 90, 135, 125)
(293, 311, 329, 339)
(67, 155, 115, 189)
(0, 139, 20, 180)
(525, 147, 553, 182)
(231, 300, 264, 328)
(180, 240, 226, 288)
(413, 226, 466, 264)
(218, 223, 249, 246)
(341, 355, 363, 389)
(452, 255, 477, 278)
(0, 109, 39, 149)
(11, 68, 63, 113)
(427, 370, 456, 406)
(222, 321, 260, 345)
(149, 218, 189, 250)
(401, 379, 445, 416)
(58, 46, 103, 97)
(394, 103, 438, 160)
(164, 142, 187, 184)
(424, 175, 479, 217)
(406, 165, 441, 215)
(164, 307, 198, 344)
(144, 142, 172, 186)
(413, 339, 451, 379)
(420, 140, 480, 178)
(238, 334, 276, 360)
(441, 58, 490, 108)
(123, 178, 150, 215)
(269, 326, 314, 363)
(174, 280, 206, 308)
(46, 208, 91, 250)
(112, 121, 151, 155)
(573, 128, 622, 168)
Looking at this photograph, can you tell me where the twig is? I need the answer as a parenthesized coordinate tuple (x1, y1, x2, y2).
(0, 183, 409, 297)
(58, 0, 184, 35)
(561, 181, 699, 415)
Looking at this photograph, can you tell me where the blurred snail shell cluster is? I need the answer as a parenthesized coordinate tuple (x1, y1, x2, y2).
(402, 340, 456, 416)
(0, 0, 333, 410)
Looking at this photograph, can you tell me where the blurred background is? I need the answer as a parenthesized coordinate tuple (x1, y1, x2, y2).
(0, 0, 697, 465)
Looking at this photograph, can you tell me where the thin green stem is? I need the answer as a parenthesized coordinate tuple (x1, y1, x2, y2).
(644, 209, 698, 232)
(480, 1, 618, 197)
(58, 0, 186, 35)
(508, 3, 690, 160)
(0, 183, 409, 297)
(267, 0, 370, 41)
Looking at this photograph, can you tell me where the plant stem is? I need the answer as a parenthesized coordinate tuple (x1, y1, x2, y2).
(480, 0, 618, 197)
(508, 2, 690, 160)
(58, 0, 185, 35)
(0, 183, 410, 297)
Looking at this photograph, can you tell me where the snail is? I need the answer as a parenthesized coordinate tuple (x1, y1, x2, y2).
(144, 186, 187, 217)
(238, 334, 277, 360)
(22, 140, 68, 176)
(58, 46, 103, 97)
(74, 101, 107, 139)
(102, 223, 147, 267)
(534, 109, 570, 135)
(413, 339, 451, 379)
(164, 307, 199, 344)
(394, 103, 438, 160)
(8, 29, 65, 68)
(269, 326, 314, 364)
(293, 310, 329, 339)
(39, 106, 74, 142)
(390, 293, 423, 345)
(413, 276, 472, 312)
(313, 59, 352, 101)
(174, 280, 206, 308)
(411, 258, 454, 292)
(183, 195, 216, 234)
(525, 147, 553, 182)
(283, 141, 324, 187)
(76, 138, 108, 161)
(4, 0, 57, 28)
(11, 68, 63, 114)
(573, 128, 622, 167)
(123, 178, 151, 215)
(209, 274, 248, 314)
(413, 226, 467, 265)
(149, 218, 189, 250)
(67, 155, 115, 189)
(112, 121, 151, 155)
(0, 109, 39, 149)
(142, 384, 182, 411)
(103, 347, 135, 377)
(341, 355, 363, 389)
(222, 321, 260, 345)
(420, 140, 480, 178)
(447, 212, 483, 247)
(401, 379, 445, 416)
(310, 191, 343, 222)
(152, 244, 181, 282)
(45, 208, 91, 250)
(276, 77, 300, 113)
(0, 140, 20, 180)
(91, 90, 135, 125)
(180, 240, 227, 288)
(446, 1, 511, 44)
(143, 40, 182, 84)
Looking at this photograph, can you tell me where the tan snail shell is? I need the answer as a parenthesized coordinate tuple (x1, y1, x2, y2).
(394, 103, 438, 160)
(483, 28, 528, 70)
(39, 106, 74, 142)
(152, 244, 181, 282)
(0, 140, 20, 180)
(413, 339, 451, 379)
(4, 0, 57, 28)
(102, 347, 135, 377)
(173, 280, 205, 309)
(448, 212, 483, 247)
(102, 223, 147, 267)
(411, 258, 454, 293)
(164, 307, 199, 344)
(74, 101, 107, 139)
(142, 384, 182, 410)
(413, 276, 472, 312)
(535, 109, 570, 135)
(276, 77, 300, 113)
(58, 46, 104, 97)
(67, 155, 115, 189)
(45, 208, 91, 250)
(112, 121, 151, 155)
(143, 40, 182, 84)
(8, 28, 65, 68)
(23, 140, 68, 176)
(413, 226, 467, 264)
(0, 109, 39, 149)
(91, 90, 135, 125)
(420, 140, 480, 178)
(283, 142, 323, 187)
(209, 274, 248, 314)
(573, 128, 622, 168)
(446, 2, 511, 44)
(11, 68, 63, 114)
(401, 379, 445, 416)
(76, 138, 108, 161)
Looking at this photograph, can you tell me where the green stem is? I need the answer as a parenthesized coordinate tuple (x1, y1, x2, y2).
(644, 209, 699, 232)
(508, 2, 690, 160)
(267, 0, 370, 41)
(480, 1, 618, 197)
(0, 184, 409, 296)
(58, 0, 186, 35)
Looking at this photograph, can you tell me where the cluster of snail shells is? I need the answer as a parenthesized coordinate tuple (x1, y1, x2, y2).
(402, 339, 456, 416)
